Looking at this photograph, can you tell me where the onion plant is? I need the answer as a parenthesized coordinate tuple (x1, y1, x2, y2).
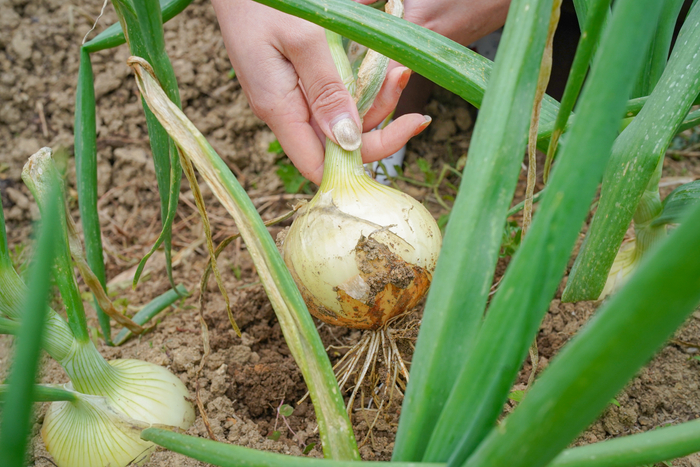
(0, 150, 194, 467)
(3, 0, 700, 466)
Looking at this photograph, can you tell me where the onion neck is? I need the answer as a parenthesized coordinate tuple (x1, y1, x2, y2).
(319, 141, 369, 193)
(320, 30, 376, 195)
(632, 157, 666, 259)
(44, 313, 76, 362)
(0, 264, 75, 362)
(326, 30, 355, 95)
(60, 340, 119, 396)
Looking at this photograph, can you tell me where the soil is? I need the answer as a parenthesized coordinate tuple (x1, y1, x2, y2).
(1, 0, 700, 466)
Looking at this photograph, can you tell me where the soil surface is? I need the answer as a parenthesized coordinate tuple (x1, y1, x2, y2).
(1, 0, 700, 466)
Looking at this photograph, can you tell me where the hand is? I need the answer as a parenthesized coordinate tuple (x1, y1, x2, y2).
(211, 0, 429, 185)
(377, 0, 511, 112)
(400, 0, 510, 48)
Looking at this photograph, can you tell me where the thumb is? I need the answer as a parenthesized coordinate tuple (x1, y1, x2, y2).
(283, 32, 363, 151)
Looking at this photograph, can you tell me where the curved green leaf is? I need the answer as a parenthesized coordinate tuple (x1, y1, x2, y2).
(652, 180, 700, 226)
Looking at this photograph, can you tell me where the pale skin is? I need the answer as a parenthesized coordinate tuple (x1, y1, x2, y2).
(211, 0, 511, 185)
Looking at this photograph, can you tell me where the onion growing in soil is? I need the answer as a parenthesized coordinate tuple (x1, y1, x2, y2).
(12, 149, 196, 467)
(282, 133, 441, 416)
(41, 352, 195, 467)
(281, 3, 441, 417)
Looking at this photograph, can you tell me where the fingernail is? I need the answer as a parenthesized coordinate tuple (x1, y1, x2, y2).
(398, 68, 411, 93)
(413, 115, 432, 137)
(331, 116, 362, 151)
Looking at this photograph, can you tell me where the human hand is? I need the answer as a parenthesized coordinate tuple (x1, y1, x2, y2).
(400, 0, 510, 48)
(366, 0, 511, 98)
(211, 0, 430, 185)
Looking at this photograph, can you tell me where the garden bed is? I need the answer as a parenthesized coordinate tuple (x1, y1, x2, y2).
(1, 0, 700, 465)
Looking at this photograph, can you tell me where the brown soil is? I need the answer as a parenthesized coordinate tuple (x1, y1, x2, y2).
(1, 0, 700, 466)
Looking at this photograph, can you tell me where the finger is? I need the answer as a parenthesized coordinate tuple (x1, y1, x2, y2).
(282, 30, 363, 152)
(264, 84, 326, 185)
(309, 114, 326, 148)
(360, 114, 432, 163)
(362, 66, 412, 130)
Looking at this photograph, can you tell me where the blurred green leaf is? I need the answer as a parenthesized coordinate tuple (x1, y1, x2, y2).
(280, 404, 294, 417)
(508, 390, 525, 403)
(303, 443, 316, 455)
(0, 183, 59, 466)
(276, 161, 310, 194)
(417, 158, 436, 185)
(652, 180, 700, 226)
(500, 220, 522, 258)
(268, 139, 284, 154)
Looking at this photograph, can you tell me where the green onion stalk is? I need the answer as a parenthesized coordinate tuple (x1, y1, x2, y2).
(0, 148, 194, 467)
(594, 3, 700, 299)
(565, 0, 700, 301)
(598, 160, 666, 299)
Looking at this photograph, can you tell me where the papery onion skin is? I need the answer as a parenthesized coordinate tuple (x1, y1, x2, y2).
(599, 238, 638, 300)
(283, 175, 441, 330)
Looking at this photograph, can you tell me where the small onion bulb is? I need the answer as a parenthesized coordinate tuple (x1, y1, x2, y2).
(283, 145, 441, 330)
(42, 350, 195, 467)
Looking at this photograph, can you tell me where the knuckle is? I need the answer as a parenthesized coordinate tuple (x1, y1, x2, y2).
(282, 29, 317, 57)
(308, 81, 349, 116)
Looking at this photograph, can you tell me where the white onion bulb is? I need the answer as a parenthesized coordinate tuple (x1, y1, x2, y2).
(42, 345, 195, 467)
(283, 145, 441, 330)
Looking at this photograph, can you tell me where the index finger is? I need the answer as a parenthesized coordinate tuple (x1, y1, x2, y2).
(265, 84, 326, 185)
